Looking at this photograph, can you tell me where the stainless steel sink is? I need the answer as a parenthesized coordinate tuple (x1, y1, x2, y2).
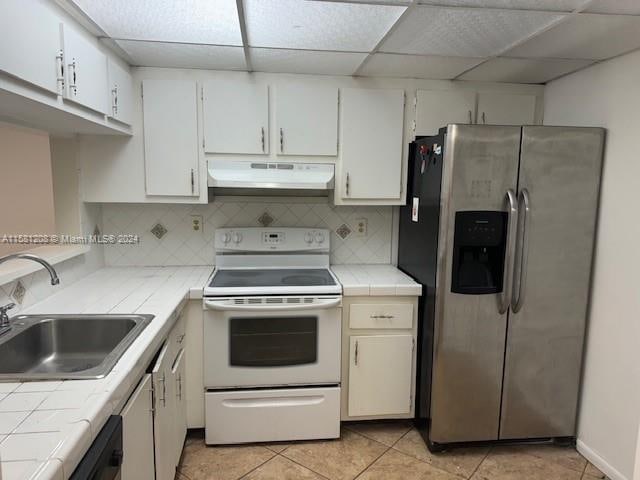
(0, 314, 153, 380)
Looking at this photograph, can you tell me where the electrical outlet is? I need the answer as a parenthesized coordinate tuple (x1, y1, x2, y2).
(191, 215, 203, 233)
(355, 218, 367, 237)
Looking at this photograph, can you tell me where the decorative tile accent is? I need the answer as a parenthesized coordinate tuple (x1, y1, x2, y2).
(11, 281, 26, 304)
(336, 223, 352, 239)
(258, 211, 274, 227)
(150, 223, 168, 239)
(102, 200, 393, 266)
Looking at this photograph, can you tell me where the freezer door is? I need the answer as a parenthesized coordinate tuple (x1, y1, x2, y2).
(430, 125, 521, 443)
(500, 126, 604, 439)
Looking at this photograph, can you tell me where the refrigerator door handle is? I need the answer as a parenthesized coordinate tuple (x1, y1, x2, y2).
(512, 188, 531, 313)
(500, 189, 518, 314)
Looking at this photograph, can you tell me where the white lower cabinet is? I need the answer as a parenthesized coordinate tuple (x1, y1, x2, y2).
(121, 316, 187, 480)
(348, 335, 414, 417)
(342, 296, 418, 420)
(205, 387, 340, 445)
(152, 341, 177, 480)
(121, 374, 155, 480)
(172, 348, 187, 469)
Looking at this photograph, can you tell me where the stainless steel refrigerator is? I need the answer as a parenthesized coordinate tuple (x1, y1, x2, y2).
(398, 125, 604, 450)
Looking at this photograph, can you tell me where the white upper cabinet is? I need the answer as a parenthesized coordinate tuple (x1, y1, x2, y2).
(339, 88, 405, 201)
(276, 84, 338, 156)
(107, 58, 133, 125)
(202, 79, 269, 155)
(415, 89, 476, 136)
(348, 335, 414, 417)
(142, 79, 200, 197)
(62, 24, 109, 114)
(0, 0, 62, 95)
(477, 92, 537, 126)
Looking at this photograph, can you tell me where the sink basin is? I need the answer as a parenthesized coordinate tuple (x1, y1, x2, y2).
(0, 314, 153, 380)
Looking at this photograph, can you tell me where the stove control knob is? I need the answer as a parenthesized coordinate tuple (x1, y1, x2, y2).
(304, 232, 314, 244)
(233, 232, 243, 244)
(221, 233, 231, 244)
(315, 232, 325, 244)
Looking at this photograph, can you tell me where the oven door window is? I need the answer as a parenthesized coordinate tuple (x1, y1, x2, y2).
(229, 316, 318, 367)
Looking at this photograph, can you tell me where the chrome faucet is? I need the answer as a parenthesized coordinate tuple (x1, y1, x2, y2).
(0, 253, 60, 334)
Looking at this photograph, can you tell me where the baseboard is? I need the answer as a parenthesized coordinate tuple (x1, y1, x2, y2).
(577, 439, 630, 480)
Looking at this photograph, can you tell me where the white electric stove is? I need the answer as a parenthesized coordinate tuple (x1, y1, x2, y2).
(203, 227, 342, 445)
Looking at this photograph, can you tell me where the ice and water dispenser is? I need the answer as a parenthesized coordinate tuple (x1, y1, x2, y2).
(451, 211, 508, 295)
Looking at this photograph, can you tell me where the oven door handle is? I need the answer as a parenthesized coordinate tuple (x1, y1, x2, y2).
(204, 298, 341, 311)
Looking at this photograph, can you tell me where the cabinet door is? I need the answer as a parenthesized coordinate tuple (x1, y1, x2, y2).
(172, 348, 187, 470)
(0, 0, 62, 94)
(62, 24, 108, 114)
(477, 92, 536, 126)
(415, 89, 476, 136)
(348, 335, 413, 417)
(121, 374, 155, 480)
(203, 80, 268, 154)
(276, 84, 338, 156)
(152, 343, 177, 480)
(107, 58, 133, 125)
(340, 88, 404, 200)
(142, 79, 200, 196)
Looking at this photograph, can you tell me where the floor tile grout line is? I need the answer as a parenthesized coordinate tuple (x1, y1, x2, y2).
(275, 451, 333, 480)
(467, 446, 492, 479)
(352, 444, 392, 480)
(236, 449, 278, 480)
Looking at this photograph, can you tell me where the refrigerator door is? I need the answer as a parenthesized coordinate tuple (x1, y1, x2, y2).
(500, 126, 604, 439)
(430, 125, 521, 443)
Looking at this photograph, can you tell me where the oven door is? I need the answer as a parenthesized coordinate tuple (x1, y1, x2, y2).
(203, 296, 341, 388)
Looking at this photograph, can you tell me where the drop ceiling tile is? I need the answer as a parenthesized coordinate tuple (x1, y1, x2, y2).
(250, 48, 367, 75)
(584, 0, 640, 15)
(418, 0, 589, 11)
(507, 13, 640, 60)
(380, 7, 565, 56)
(459, 57, 594, 83)
(244, 0, 407, 51)
(359, 53, 484, 79)
(116, 41, 247, 70)
(72, 0, 242, 45)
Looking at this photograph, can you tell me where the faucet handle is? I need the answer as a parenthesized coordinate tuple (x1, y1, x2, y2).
(0, 303, 15, 314)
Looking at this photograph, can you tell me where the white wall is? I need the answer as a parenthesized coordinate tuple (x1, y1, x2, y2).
(544, 50, 640, 480)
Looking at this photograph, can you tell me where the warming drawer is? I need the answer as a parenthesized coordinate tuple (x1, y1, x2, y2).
(205, 386, 340, 444)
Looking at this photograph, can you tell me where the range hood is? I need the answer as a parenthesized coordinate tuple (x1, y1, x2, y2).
(207, 160, 335, 196)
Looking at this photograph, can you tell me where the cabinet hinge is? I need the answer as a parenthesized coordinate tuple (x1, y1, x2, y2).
(150, 380, 156, 416)
(141, 83, 144, 98)
(413, 96, 417, 109)
(201, 87, 204, 101)
(411, 120, 416, 133)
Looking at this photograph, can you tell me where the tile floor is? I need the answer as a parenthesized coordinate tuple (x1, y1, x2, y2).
(176, 422, 609, 480)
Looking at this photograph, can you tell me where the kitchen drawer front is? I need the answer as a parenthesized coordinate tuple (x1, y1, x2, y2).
(349, 303, 413, 329)
(205, 387, 340, 444)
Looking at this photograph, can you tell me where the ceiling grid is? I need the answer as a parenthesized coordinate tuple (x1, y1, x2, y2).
(64, 0, 640, 84)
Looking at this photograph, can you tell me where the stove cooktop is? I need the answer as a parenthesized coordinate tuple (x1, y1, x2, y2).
(208, 268, 337, 289)
(204, 267, 342, 296)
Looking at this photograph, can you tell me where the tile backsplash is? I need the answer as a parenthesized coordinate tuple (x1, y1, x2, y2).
(102, 200, 394, 266)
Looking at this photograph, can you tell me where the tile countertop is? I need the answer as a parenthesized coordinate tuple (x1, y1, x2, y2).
(330, 264, 421, 296)
(0, 266, 212, 480)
